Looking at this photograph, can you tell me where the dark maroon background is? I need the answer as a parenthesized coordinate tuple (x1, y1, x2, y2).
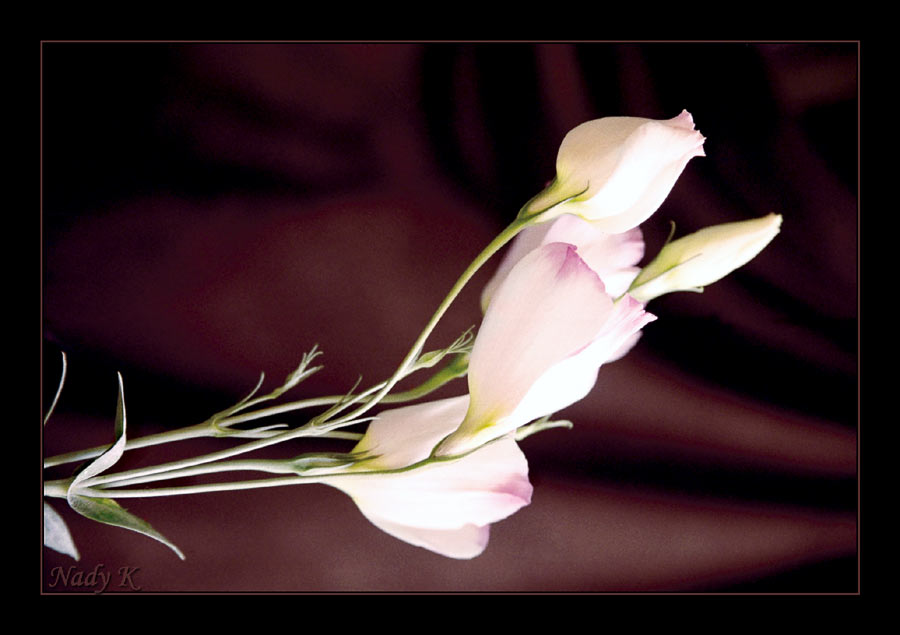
(41, 42, 857, 593)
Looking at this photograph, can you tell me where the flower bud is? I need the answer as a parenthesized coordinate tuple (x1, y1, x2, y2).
(521, 110, 705, 233)
(628, 213, 782, 303)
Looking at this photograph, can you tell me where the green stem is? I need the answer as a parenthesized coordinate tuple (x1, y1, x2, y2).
(91, 458, 300, 489)
(44, 215, 533, 490)
(43, 352, 465, 469)
(325, 217, 532, 427)
(49, 366, 404, 486)
(65, 476, 313, 499)
(43, 422, 212, 469)
(65, 449, 473, 499)
(42, 421, 363, 469)
(74, 416, 363, 490)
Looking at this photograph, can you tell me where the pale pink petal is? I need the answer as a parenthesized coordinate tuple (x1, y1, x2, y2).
(666, 109, 700, 131)
(555, 116, 649, 184)
(562, 119, 705, 232)
(505, 294, 655, 426)
(548, 218, 644, 297)
(480, 221, 554, 312)
(606, 330, 642, 363)
(327, 437, 532, 529)
(482, 215, 645, 310)
(352, 396, 470, 469)
(449, 243, 615, 452)
(584, 293, 657, 364)
(311, 399, 533, 559)
(360, 515, 491, 559)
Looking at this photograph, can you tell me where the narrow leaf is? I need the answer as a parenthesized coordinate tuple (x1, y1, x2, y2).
(233, 372, 267, 410)
(69, 373, 128, 488)
(68, 494, 185, 560)
(43, 502, 80, 561)
(64, 373, 183, 558)
(515, 417, 574, 441)
(43, 351, 68, 426)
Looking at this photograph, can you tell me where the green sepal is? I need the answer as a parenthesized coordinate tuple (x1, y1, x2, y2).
(43, 351, 68, 426)
(290, 452, 359, 473)
(515, 417, 574, 441)
(43, 501, 80, 561)
(413, 327, 474, 371)
(67, 494, 185, 560)
(516, 179, 590, 222)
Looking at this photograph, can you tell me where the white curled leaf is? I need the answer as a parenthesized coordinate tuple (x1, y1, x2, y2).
(43, 501, 80, 561)
(65, 373, 185, 560)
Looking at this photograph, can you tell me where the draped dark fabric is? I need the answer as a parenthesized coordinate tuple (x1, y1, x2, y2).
(42, 42, 858, 593)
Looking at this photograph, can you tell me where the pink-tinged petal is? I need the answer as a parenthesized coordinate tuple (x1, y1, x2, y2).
(504, 294, 655, 427)
(352, 396, 470, 469)
(584, 293, 657, 364)
(547, 218, 644, 298)
(311, 397, 533, 559)
(561, 119, 706, 233)
(328, 437, 532, 530)
(525, 111, 705, 232)
(480, 221, 555, 312)
(482, 215, 645, 310)
(361, 515, 491, 559)
(438, 243, 616, 455)
(666, 108, 700, 131)
(606, 331, 642, 364)
(470, 244, 611, 421)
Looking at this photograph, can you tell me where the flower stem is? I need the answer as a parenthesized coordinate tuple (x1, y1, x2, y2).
(327, 216, 533, 426)
(44, 215, 533, 495)
(42, 420, 364, 469)
(73, 476, 317, 499)
(44, 348, 466, 469)
(62, 449, 475, 499)
(90, 458, 299, 489)
(43, 423, 213, 468)
(73, 416, 362, 490)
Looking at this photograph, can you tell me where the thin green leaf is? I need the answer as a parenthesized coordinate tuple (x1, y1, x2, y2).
(43, 501, 80, 561)
(383, 354, 469, 404)
(63, 374, 185, 559)
(69, 373, 128, 488)
(43, 351, 68, 426)
(210, 346, 324, 429)
(277, 345, 324, 395)
(234, 372, 267, 409)
(67, 494, 185, 560)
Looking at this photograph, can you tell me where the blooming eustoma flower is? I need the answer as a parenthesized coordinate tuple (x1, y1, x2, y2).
(523, 110, 705, 233)
(435, 241, 655, 457)
(313, 396, 532, 559)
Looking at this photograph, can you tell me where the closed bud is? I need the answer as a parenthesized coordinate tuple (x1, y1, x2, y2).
(628, 213, 782, 303)
(521, 110, 705, 233)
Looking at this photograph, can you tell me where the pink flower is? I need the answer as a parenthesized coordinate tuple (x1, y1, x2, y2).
(313, 396, 532, 559)
(435, 240, 655, 456)
(523, 110, 705, 233)
(482, 213, 645, 310)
